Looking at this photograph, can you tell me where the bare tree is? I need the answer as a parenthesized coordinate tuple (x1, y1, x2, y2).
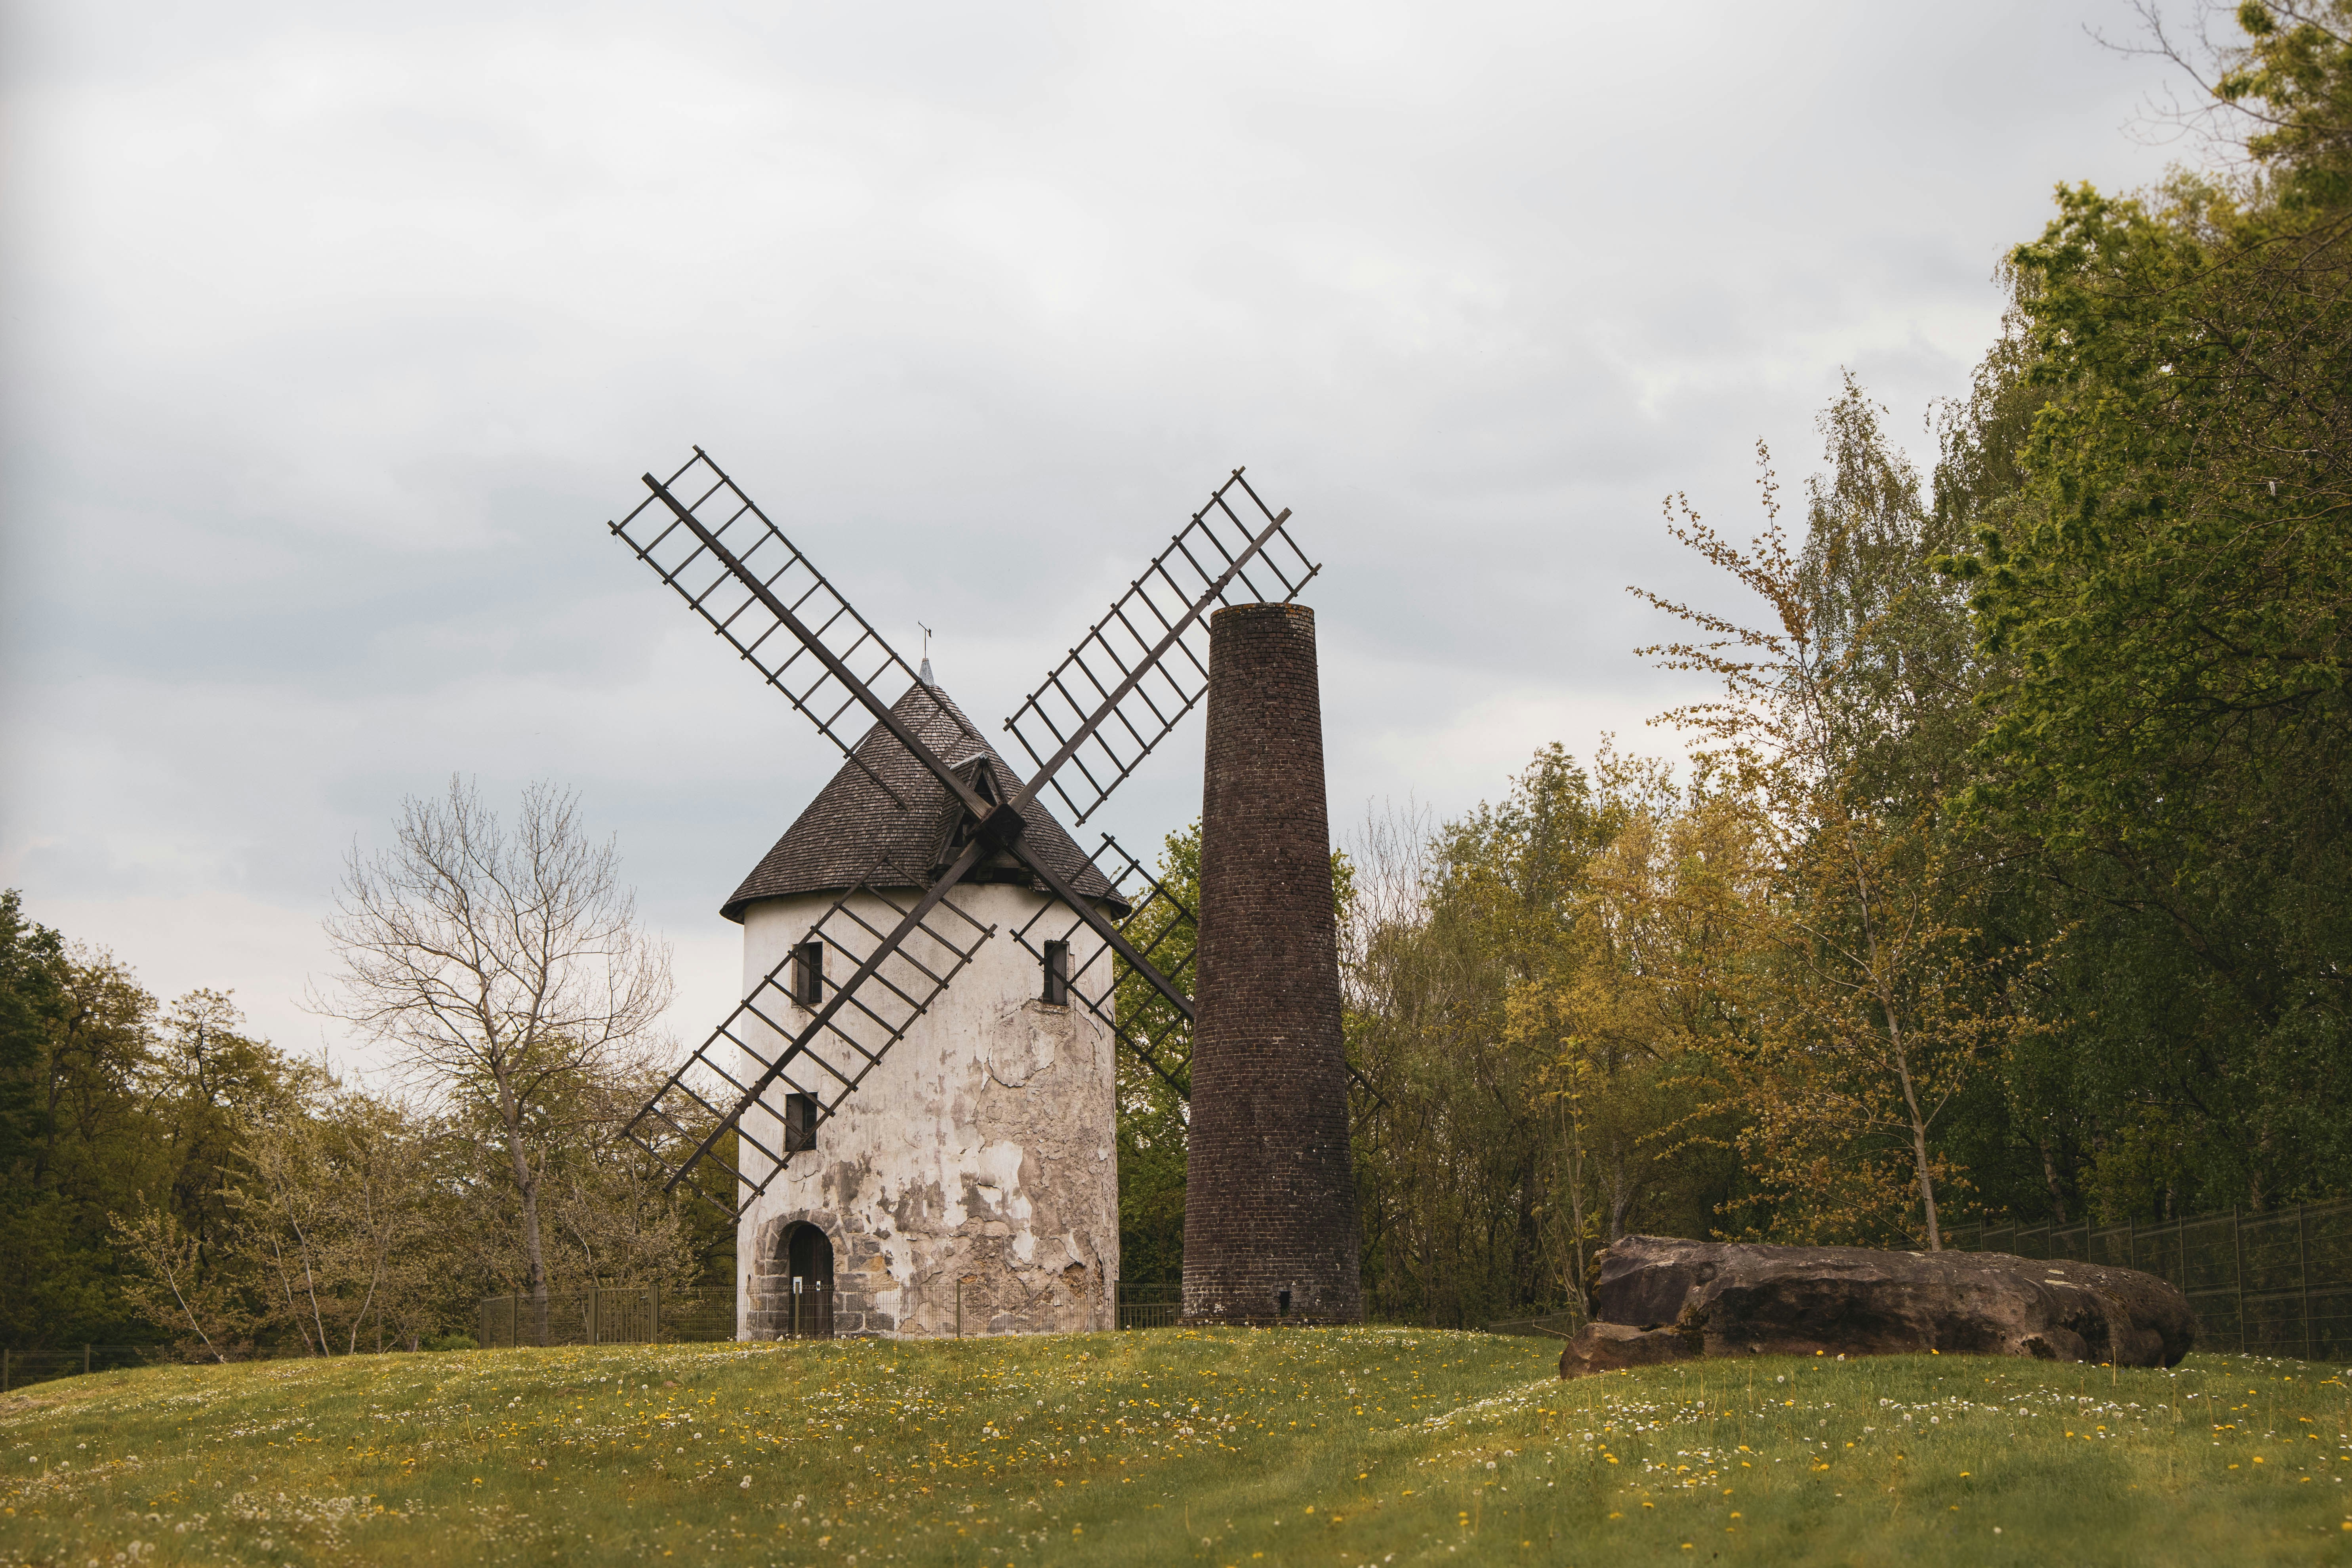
(316, 778, 672, 1325)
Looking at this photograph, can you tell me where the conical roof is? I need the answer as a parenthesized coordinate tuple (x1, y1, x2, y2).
(721, 682, 1128, 923)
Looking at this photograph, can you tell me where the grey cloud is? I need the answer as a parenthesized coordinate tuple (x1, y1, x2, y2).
(3, 0, 2186, 1058)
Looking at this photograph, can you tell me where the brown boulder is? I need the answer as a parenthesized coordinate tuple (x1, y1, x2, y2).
(1557, 1235, 2195, 1378)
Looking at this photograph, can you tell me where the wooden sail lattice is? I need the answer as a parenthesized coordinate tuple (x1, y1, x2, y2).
(1004, 833, 1198, 1098)
(608, 447, 973, 808)
(1001, 470, 1318, 827)
(622, 854, 993, 1212)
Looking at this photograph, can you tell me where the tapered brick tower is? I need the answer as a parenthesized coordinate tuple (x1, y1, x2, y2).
(1182, 602, 1361, 1324)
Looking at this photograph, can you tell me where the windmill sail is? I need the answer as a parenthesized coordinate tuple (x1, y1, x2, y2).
(1001, 469, 1319, 827)
(622, 848, 997, 1212)
(1005, 834, 1197, 1097)
(607, 447, 969, 808)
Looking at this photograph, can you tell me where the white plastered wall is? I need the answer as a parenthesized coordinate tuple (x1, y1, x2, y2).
(732, 881, 1119, 1338)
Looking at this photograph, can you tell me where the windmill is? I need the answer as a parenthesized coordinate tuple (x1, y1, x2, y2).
(604, 448, 1316, 1336)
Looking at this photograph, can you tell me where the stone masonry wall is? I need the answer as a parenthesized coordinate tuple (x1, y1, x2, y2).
(734, 882, 1120, 1339)
(1182, 602, 1363, 1325)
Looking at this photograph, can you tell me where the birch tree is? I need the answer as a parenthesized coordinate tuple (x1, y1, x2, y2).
(1636, 387, 2033, 1248)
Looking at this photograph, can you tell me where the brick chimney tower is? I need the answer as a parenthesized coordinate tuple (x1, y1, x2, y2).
(1182, 602, 1362, 1324)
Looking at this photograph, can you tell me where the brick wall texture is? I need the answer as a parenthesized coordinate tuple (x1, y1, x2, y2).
(1182, 602, 1363, 1325)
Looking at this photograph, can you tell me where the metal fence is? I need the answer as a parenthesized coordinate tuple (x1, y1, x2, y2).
(1486, 1308, 1587, 1341)
(475, 1285, 739, 1349)
(1113, 1286, 1598, 1335)
(770, 1283, 834, 1341)
(1949, 1196, 2352, 1362)
(1117, 1283, 1181, 1330)
(1, 1344, 159, 1392)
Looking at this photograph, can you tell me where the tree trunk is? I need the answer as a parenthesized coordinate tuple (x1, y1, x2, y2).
(1561, 1100, 1592, 1317)
(1883, 1006, 1942, 1250)
(515, 1145, 549, 1343)
(492, 1066, 551, 1343)
(2038, 1135, 2070, 1225)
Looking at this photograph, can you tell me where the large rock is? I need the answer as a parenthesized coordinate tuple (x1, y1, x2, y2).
(1557, 1235, 2195, 1377)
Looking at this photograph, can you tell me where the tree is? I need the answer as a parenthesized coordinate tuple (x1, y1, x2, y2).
(1933, 2, 2352, 1212)
(1638, 385, 2038, 1248)
(229, 1079, 444, 1356)
(1110, 825, 1200, 1288)
(1510, 754, 1763, 1306)
(9, 899, 508, 1357)
(0, 892, 81, 1345)
(113, 1206, 240, 1362)
(111, 991, 311, 1359)
(440, 1063, 700, 1300)
(1343, 752, 1741, 1324)
(0, 892, 65, 1172)
(318, 779, 673, 1324)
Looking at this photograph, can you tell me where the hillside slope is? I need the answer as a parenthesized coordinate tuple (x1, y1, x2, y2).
(2, 1328, 2344, 1565)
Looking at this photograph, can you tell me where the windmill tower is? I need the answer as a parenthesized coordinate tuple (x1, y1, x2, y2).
(601, 449, 1319, 1340)
(721, 680, 1128, 1336)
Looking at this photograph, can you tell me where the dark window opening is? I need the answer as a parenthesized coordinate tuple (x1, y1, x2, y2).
(783, 1092, 817, 1153)
(1042, 939, 1070, 1006)
(791, 940, 823, 1008)
(942, 760, 1003, 861)
(1276, 1288, 1292, 1318)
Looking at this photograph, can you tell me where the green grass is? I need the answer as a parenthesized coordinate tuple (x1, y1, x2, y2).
(2, 1328, 2348, 1566)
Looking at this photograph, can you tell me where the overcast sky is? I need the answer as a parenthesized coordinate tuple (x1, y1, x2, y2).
(1, 0, 2197, 1071)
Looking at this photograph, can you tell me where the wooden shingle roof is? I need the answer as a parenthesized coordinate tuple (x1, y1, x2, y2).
(721, 682, 1127, 923)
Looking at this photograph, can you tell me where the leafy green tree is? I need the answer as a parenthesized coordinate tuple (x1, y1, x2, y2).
(0, 892, 77, 1345)
(1936, 2, 2352, 1213)
(1344, 750, 1740, 1322)
(0, 892, 65, 1172)
(1110, 825, 1198, 1288)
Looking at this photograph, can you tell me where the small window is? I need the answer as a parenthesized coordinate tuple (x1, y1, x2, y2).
(1042, 940, 1070, 1006)
(791, 940, 823, 1008)
(783, 1092, 817, 1153)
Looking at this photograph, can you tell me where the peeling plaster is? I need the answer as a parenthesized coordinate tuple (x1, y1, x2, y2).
(734, 883, 1119, 1339)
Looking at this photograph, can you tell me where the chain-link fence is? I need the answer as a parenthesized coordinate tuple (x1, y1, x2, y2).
(1949, 1196, 2352, 1362)
(474, 1286, 739, 1349)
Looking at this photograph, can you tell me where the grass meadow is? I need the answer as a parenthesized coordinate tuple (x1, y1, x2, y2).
(1, 1327, 2347, 1567)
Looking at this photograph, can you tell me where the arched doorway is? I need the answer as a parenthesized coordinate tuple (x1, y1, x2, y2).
(784, 1221, 835, 1288)
(779, 1221, 835, 1339)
